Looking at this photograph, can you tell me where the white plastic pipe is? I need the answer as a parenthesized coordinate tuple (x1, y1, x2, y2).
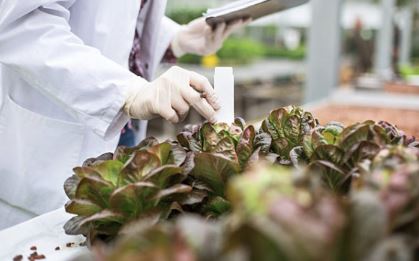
(214, 67, 234, 123)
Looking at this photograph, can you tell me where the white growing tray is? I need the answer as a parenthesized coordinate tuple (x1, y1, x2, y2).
(0, 208, 87, 260)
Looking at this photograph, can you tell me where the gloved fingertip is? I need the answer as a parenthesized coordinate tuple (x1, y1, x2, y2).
(167, 113, 180, 124)
(207, 93, 221, 110)
(208, 116, 217, 124)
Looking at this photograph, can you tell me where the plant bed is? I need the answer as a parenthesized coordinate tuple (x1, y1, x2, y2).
(312, 104, 419, 138)
(384, 81, 419, 95)
(63, 106, 419, 261)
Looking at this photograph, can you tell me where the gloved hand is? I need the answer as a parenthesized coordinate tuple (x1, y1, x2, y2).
(171, 17, 252, 57)
(123, 66, 220, 123)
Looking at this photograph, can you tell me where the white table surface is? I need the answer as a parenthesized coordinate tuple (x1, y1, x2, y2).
(0, 208, 88, 260)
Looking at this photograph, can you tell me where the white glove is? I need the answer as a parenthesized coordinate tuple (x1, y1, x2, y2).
(123, 66, 220, 123)
(171, 17, 252, 57)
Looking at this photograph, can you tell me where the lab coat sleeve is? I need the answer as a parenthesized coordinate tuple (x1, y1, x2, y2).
(156, 17, 181, 64)
(0, 0, 147, 139)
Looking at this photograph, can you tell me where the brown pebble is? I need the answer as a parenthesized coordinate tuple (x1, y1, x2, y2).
(55, 246, 60, 251)
(30, 246, 37, 251)
(28, 252, 46, 260)
(13, 255, 23, 261)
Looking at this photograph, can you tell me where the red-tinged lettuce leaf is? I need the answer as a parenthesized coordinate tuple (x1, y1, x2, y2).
(65, 199, 102, 216)
(82, 152, 114, 167)
(73, 167, 102, 179)
(378, 121, 407, 145)
(261, 117, 281, 143)
(254, 132, 272, 153)
(283, 114, 301, 146)
(236, 126, 256, 168)
(226, 219, 289, 261)
(290, 146, 309, 168)
(168, 142, 187, 166)
(64, 175, 81, 199)
(109, 182, 158, 217)
(75, 176, 114, 208)
(201, 123, 220, 152)
(214, 137, 238, 162)
(182, 152, 196, 175)
(309, 122, 344, 146)
(203, 196, 231, 217)
(308, 160, 350, 193)
(106, 219, 198, 261)
(234, 117, 246, 130)
(345, 190, 387, 260)
(344, 140, 381, 164)
(262, 106, 317, 159)
(269, 107, 287, 133)
(136, 137, 160, 149)
(338, 124, 371, 151)
(90, 160, 124, 186)
(371, 146, 419, 171)
(113, 137, 160, 163)
(143, 165, 185, 188)
(146, 142, 172, 165)
(227, 124, 244, 144)
(119, 151, 161, 185)
(177, 132, 202, 152)
(154, 184, 192, 201)
(212, 122, 230, 133)
(338, 122, 390, 152)
(266, 197, 345, 261)
(79, 210, 125, 236)
(312, 145, 345, 166)
(192, 153, 240, 197)
(178, 189, 208, 206)
(64, 216, 89, 235)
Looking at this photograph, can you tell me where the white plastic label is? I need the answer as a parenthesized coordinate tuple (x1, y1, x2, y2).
(214, 67, 234, 123)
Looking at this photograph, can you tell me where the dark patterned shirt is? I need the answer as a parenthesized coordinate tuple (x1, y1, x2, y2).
(120, 0, 176, 140)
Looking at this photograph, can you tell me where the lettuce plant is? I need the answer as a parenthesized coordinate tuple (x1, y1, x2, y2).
(98, 165, 346, 261)
(63, 104, 419, 255)
(297, 121, 395, 193)
(177, 119, 256, 168)
(356, 145, 419, 238)
(97, 162, 419, 261)
(176, 119, 258, 218)
(63, 139, 192, 244)
(260, 106, 318, 164)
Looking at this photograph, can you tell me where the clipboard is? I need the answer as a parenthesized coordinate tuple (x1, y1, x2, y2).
(204, 0, 309, 27)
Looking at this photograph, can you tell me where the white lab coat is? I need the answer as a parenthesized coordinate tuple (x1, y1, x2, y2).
(0, 0, 180, 229)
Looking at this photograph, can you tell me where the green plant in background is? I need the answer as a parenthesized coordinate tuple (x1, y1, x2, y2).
(265, 45, 306, 60)
(399, 65, 419, 80)
(178, 40, 306, 65)
(216, 37, 266, 64)
(167, 8, 205, 25)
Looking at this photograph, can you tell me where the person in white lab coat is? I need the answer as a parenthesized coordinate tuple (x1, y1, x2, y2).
(0, 0, 249, 229)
